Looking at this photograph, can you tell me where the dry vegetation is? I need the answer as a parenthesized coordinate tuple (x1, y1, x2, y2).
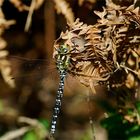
(0, 0, 139, 140)
(54, 0, 140, 93)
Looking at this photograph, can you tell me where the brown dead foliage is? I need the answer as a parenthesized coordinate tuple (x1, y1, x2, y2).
(54, 0, 140, 93)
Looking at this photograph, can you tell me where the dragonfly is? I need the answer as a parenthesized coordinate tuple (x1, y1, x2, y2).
(8, 44, 72, 135)
(50, 44, 70, 135)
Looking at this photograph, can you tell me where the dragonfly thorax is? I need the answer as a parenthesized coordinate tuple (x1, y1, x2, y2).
(56, 45, 70, 73)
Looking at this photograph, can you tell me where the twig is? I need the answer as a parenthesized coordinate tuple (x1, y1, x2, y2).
(0, 127, 30, 140)
(24, 0, 36, 32)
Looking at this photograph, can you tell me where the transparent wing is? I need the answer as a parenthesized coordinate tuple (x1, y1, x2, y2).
(7, 55, 58, 83)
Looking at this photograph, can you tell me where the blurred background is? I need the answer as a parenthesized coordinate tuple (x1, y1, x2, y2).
(0, 0, 139, 140)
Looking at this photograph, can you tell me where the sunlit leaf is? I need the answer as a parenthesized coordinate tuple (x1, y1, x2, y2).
(38, 118, 49, 130)
(135, 101, 140, 115)
(22, 131, 38, 140)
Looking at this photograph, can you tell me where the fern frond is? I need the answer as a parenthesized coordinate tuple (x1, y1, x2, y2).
(54, 0, 140, 93)
(78, 0, 96, 6)
(78, 0, 84, 6)
(0, 9, 15, 88)
(54, 0, 74, 24)
(9, 0, 29, 11)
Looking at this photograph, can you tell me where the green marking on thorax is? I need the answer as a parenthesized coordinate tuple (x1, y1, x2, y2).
(56, 44, 70, 72)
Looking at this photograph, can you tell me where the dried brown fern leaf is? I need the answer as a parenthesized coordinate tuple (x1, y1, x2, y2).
(24, 0, 44, 31)
(10, 0, 44, 32)
(0, 9, 16, 88)
(10, 0, 44, 11)
(54, 0, 74, 24)
(78, 0, 96, 6)
(53, 0, 140, 93)
(54, 19, 113, 93)
(78, 0, 84, 6)
(0, 0, 4, 6)
(9, 0, 29, 11)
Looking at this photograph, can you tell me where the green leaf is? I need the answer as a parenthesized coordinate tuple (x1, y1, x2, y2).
(128, 136, 140, 140)
(135, 101, 140, 115)
(38, 118, 49, 130)
(97, 100, 116, 115)
(22, 131, 38, 140)
(101, 114, 140, 140)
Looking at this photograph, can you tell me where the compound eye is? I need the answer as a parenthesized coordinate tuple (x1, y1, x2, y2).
(63, 48, 68, 53)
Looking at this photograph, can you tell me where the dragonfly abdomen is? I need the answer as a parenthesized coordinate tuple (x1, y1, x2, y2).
(50, 70, 67, 134)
